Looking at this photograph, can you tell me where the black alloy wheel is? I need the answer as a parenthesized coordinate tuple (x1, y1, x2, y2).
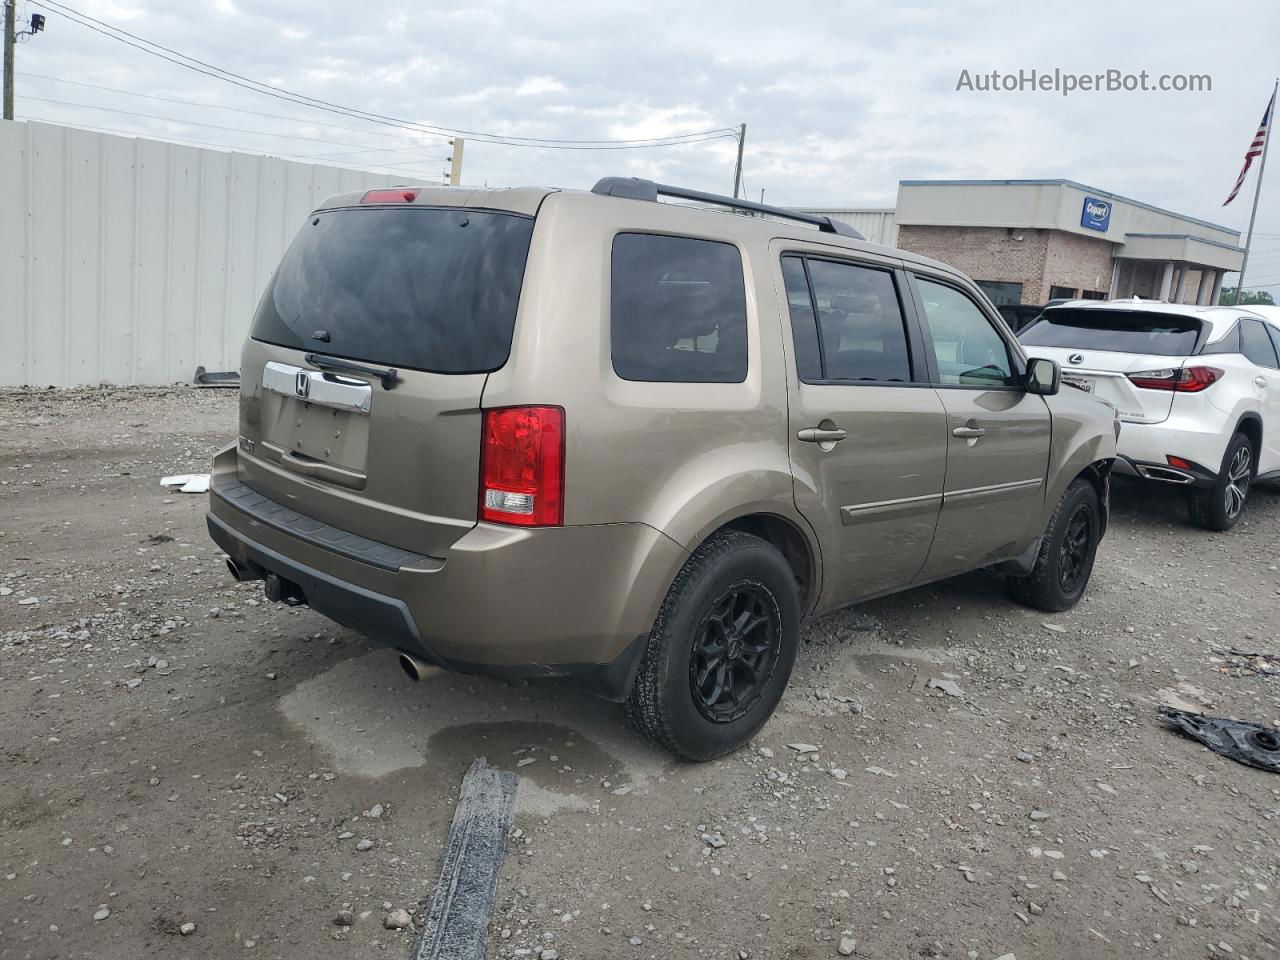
(689, 580, 781, 723)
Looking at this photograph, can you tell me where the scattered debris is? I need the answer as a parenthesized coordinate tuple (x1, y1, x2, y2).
(1212, 646, 1280, 679)
(159, 474, 211, 494)
(787, 743, 819, 754)
(925, 677, 964, 698)
(193, 366, 240, 388)
(837, 936, 857, 956)
(411, 759, 517, 960)
(1159, 707, 1280, 773)
(385, 908, 413, 930)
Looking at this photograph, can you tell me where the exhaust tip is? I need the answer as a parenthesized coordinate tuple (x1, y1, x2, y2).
(398, 653, 422, 682)
(225, 557, 253, 581)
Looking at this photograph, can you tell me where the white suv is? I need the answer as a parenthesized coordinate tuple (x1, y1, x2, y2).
(1019, 299, 1280, 531)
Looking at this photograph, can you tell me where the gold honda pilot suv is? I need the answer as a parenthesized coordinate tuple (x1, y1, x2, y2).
(207, 177, 1117, 760)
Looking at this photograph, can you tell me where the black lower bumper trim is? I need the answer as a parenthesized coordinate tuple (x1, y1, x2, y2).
(208, 512, 437, 661)
(206, 512, 646, 701)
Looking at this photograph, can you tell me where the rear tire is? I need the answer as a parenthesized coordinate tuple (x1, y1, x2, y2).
(1188, 432, 1253, 532)
(625, 530, 800, 761)
(1007, 477, 1101, 612)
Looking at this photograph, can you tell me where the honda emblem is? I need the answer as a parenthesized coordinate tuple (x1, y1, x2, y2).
(1068, 353, 1084, 365)
(295, 371, 311, 398)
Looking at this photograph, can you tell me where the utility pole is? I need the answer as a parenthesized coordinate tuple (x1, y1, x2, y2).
(732, 123, 746, 199)
(3, 0, 15, 122)
(448, 137, 464, 186)
(1235, 78, 1278, 303)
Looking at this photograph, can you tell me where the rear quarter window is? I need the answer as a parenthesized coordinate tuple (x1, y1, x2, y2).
(251, 206, 534, 374)
(1018, 309, 1201, 357)
(610, 234, 748, 383)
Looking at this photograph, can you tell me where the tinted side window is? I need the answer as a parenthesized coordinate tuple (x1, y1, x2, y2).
(806, 260, 912, 382)
(1201, 321, 1241, 355)
(1241, 318, 1280, 369)
(611, 234, 747, 383)
(1268, 324, 1280, 364)
(781, 256, 822, 381)
(916, 277, 1019, 387)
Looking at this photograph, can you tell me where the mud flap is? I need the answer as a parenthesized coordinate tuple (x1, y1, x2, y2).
(1159, 706, 1280, 774)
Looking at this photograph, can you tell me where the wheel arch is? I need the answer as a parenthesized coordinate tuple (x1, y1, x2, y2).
(715, 512, 821, 615)
(1235, 412, 1263, 472)
(1075, 458, 1114, 537)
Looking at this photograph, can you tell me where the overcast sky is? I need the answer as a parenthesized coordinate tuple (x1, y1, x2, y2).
(12, 0, 1280, 293)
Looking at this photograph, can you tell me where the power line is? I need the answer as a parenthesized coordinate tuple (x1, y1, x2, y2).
(29, 0, 740, 151)
(24, 95, 452, 160)
(18, 72, 457, 148)
(22, 114, 445, 180)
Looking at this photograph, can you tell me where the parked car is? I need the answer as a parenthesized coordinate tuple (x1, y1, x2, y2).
(1019, 298, 1280, 530)
(207, 178, 1117, 760)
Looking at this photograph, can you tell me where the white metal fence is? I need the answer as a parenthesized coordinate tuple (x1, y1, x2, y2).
(0, 120, 424, 387)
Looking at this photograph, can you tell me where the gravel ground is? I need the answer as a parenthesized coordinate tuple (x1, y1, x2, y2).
(2, 387, 1279, 960)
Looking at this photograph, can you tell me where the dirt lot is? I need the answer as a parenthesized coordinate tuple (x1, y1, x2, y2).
(2, 387, 1279, 960)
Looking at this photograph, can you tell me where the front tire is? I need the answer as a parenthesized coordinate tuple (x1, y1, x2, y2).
(1188, 431, 1253, 532)
(625, 530, 800, 761)
(1007, 477, 1101, 612)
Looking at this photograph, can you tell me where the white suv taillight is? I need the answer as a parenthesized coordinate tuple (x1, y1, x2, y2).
(1126, 366, 1223, 393)
(479, 406, 564, 526)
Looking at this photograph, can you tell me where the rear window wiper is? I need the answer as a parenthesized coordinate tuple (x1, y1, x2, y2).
(305, 353, 399, 389)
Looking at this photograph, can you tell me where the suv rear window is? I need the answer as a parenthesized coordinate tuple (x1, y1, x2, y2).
(1018, 309, 1202, 357)
(610, 233, 748, 383)
(250, 206, 534, 374)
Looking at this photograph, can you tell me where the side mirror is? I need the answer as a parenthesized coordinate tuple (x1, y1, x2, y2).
(1025, 357, 1060, 396)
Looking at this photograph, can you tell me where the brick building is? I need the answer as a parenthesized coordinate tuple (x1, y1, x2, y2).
(895, 179, 1244, 307)
(808, 179, 1245, 307)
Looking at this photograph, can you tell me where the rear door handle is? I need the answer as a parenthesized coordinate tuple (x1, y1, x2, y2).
(797, 426, 849, 443)
(952, 426, 986, 439)
(1256, 376, 1268, 388)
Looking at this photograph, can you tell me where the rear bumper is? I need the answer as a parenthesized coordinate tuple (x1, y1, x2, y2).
(206, 453, 687, 700)
(1113, 417, 1227, 488)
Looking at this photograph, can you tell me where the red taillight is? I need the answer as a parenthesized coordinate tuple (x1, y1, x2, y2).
(1166, 455, 1193, 470)
(480, 406, 564, 526)
(1126, 366, 1222, 392)
(359, 188, 418, 204)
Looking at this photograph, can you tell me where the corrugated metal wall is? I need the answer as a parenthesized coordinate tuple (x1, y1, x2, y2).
(0, 120, 426, 387)
(798, 208, 898, 247)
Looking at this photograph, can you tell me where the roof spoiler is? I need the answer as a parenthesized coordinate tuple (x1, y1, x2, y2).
(590, 177, 864, 240)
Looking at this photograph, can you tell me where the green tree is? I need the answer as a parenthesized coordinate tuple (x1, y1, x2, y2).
(1220, 286, 1276, 306)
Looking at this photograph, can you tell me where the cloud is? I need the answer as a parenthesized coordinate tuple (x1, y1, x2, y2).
(13, 0, 1280, 285)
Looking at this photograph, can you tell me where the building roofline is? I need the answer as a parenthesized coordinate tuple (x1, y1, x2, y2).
(795, 207, 896, 214)
(1122, 232, 1246, 253)
(897, 179, 1240, 238)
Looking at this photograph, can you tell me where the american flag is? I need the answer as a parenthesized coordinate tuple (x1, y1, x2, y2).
(1224, 88, 1276, 206)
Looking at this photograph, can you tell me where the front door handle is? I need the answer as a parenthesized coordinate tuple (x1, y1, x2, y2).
(952, 425, 986, 440)
(797, 426, 849, 443)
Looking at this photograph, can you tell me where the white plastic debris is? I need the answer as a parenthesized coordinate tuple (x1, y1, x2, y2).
(160, 474, 210, 494)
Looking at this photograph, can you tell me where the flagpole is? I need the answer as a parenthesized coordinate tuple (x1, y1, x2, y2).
(1236, 78, 1278, 303)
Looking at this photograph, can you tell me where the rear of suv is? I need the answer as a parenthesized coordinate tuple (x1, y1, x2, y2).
(1020, 299, 1280, 530)
(208, 178, 1117, 759)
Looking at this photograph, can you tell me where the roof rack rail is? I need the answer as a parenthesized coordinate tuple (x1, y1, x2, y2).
(590, 177, 864, 240)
